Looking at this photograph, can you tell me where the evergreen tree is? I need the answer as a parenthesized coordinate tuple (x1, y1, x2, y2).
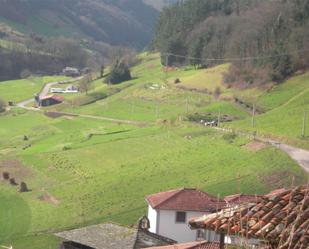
(188, 37, 204, 68)
(108, 60, 132, 84)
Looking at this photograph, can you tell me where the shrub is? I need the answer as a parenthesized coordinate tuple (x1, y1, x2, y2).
(214, 87, 221, 99)
(20, 182, 30, 192)
(224, 64, 271, 87)
(223, 132, 237, 143)
(174, 78, 181, 84)
(63, 146, 72, 151)
(271, 54, 294, 82)
(187, 113, 215, 122)
(9, 178, 18, 186)
(2, 172, 10, 180)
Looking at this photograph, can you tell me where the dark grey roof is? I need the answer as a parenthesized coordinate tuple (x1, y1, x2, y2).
(56, 223, 137, 249)
(55, 223, 176, 249)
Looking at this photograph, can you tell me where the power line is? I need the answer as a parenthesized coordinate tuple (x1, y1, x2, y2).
(162, 48, 309, 63)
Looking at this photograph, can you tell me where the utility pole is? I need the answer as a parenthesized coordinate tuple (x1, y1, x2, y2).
(252, 104, 256, 128)
(156, 102, 159, 119)
(131, 100, 135, 116)
(165, 53, 169, 83)
(186, 97, 189, 113)
(302, 110, 308, 138)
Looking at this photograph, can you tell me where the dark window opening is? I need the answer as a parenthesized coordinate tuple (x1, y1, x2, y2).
(175, 211, 186, 223)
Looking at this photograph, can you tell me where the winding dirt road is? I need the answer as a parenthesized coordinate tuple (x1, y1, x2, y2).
(16, 77, 82, 110)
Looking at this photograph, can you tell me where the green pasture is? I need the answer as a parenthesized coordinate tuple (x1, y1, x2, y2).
(0, 53, 308, 249)
(0, 76, 69, 103)
(227, 73, 309, 148)
(0, 110, 306, 249)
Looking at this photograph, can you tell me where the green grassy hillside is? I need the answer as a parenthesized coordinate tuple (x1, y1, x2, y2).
(0, 53, 308, 249)
(0, 110, 305, 249)
(226, 73, 309, 148)
(0, 0, 159, 48)
(0, 76, 69, 103)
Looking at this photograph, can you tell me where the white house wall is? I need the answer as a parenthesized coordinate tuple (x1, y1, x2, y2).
(147, 205, 158, 233)
(157, 210, 205, 243)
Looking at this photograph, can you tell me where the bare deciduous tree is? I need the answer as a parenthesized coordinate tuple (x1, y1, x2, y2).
(79, 74, 93, 94)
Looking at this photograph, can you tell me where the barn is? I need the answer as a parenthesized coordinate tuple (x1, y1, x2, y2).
(40, 95, 64, 107)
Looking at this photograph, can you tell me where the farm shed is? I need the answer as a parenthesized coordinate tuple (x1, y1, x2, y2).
(189, 185, 309, 249)
(63, 67, 80, 77)
(56, 218, 176, 249)
(40, 95, 64, 107)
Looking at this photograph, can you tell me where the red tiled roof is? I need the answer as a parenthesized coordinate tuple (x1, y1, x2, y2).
(146, 188, 226, 212)
(224, 194, 262, 205)
(41, 95, 64, 102)
(142, 241, 225, 249)
(264, 188, 287, 198)
(189, 185, 309, 249)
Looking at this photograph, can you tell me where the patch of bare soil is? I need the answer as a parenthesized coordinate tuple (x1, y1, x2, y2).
(0, 159, 33, 182)
(243, 141, 267, 152)
(38, 189, 60, 206)
(44, 111, 77, 119)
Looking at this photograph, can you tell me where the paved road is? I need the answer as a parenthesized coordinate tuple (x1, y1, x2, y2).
(265, 139, 309, 173)
(214, 127, 309, 174)
(16, 77, 82, 110)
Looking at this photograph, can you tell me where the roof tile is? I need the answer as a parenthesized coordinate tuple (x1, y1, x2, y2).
(189, 185, 309, 249)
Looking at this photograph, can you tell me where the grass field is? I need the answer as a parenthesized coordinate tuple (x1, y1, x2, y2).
(0, 110, 305, 249)
(226, 73, 309, 148)
(0, 76, 69, 103)
(0, 53, 308, 249)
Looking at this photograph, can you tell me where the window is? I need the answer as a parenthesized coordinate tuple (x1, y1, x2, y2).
(175, 211, 186, 223)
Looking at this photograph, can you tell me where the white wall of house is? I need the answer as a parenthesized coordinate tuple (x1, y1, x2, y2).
(148, 205, 158, 234)
(157, 209, 200, 242)
(158, 209, 214, 243)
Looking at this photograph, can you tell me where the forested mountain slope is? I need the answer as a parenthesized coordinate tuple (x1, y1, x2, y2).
(0, 0, 160, 48)
(154, 0, 309, 85)
(143, 0, 179, 10)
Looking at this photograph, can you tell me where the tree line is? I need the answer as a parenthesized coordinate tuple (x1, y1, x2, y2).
(0, 35, 90, 81)
(153, 0, 309, 85)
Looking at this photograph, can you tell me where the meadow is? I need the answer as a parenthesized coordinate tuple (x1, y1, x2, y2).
(0, 110, 305, 249)
(226, 73, 309, 149)
(0, 53, 308, 249)
(0, 76, 69, 103)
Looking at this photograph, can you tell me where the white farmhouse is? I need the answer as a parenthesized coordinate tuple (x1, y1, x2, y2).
(145, 188, 226, 243)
